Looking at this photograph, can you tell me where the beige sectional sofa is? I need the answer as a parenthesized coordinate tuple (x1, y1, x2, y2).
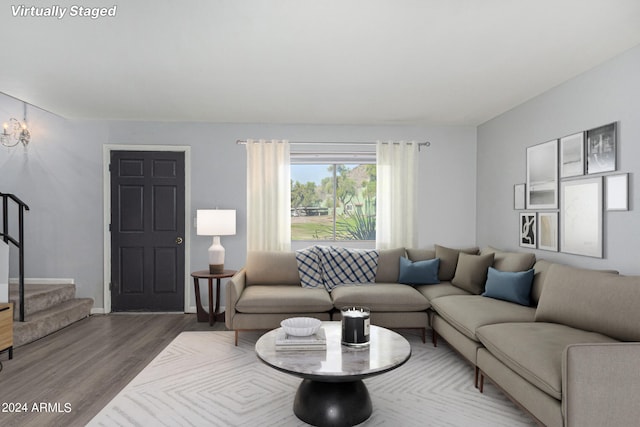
(225, 247, 430, 344)
(225, 245, 640, 427)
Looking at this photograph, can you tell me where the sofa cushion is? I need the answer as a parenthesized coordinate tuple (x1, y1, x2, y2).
(398, 257, 440, 285)
(236, 285, 333, 313)
(434, 245, 479, 281)
(451, 252, 494, 294)
(375, 247, 406, 283)
(530, 259, 553, 306)
(476, 322, 617, 400)
(430, 295, 535, 342)
(531, 259, 618, 306)
(482, 267, 534, 306)
(295, 247, 324, 289)
(331, 284, 430, 312)
(245, 251, 301, 286)
(531, 261, 619, 307)
(480, 246, 536, 272)
(406, 248, 436, 261)
(535, 264, 639, 341)
(415, 282, 471, 302)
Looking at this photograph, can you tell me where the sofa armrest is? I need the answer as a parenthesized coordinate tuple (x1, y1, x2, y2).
(225, 269, 246, 330)
(563, 342, 640, 427)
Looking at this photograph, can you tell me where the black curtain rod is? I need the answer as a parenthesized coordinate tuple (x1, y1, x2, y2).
(236, 140, 431, 149)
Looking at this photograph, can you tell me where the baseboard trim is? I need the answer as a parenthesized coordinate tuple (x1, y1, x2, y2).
(9, 278, 75, 285)
(91, 306, 203, 315)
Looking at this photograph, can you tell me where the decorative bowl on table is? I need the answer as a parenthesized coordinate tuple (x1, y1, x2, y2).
(280, 317, 322, 336)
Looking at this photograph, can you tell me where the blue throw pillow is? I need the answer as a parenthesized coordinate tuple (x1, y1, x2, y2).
(482, 267, 534, 306)
(398, 257, 440, 285)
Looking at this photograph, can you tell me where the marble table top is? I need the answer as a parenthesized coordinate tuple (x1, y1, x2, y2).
(255, 321, 411, 382)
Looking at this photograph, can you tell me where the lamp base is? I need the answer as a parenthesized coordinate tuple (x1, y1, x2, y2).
(209, 264, 224, 274)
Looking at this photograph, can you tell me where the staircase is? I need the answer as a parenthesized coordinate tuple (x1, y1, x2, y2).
(9, 281, 93, 347)
(2, 192, 92, 347)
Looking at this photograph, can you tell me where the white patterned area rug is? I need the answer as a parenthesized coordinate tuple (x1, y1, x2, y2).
(88, 331, 536, 427)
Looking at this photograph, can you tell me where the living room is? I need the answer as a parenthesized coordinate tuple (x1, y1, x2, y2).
(1, 2, 639, 426)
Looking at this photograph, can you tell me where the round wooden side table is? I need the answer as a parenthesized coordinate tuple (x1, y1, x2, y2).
(191, 270, 236, 326)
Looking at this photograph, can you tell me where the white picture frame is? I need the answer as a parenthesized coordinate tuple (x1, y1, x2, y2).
(526, 139, 558, 209)
(560, 177, 603, 258)
(606, 173, 629, 211)
(514, 183, 525, 210)
(537, 212, 558, 252)
(519, 212, 537, 249)
(560, 132, 584, 178)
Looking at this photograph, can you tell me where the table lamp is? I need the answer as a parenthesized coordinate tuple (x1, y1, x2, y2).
(197, 209, 236, 273)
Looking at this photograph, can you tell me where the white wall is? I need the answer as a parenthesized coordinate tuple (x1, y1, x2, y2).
(13, 45, 638, 311)
(0, 102, 477, 310)
(477, 44, 640, 274)
(0, 242, 8, 302)
(1, 96, 108, 308)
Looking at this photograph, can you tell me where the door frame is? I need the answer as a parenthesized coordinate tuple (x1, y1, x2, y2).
(102, 144, 192, 314)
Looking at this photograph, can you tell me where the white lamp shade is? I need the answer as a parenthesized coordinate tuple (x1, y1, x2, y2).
(197, 209, 236, 236)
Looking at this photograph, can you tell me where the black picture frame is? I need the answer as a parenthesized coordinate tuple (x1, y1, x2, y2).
(519, 212, 537, 249)
(586, 122, 616, 174)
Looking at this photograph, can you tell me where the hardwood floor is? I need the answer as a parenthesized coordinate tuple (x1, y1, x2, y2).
(0, 314, 227, 427)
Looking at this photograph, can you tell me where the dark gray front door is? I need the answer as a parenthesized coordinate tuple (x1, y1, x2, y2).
(110, 150, 185, 311)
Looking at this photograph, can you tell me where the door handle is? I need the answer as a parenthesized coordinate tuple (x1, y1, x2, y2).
(176, 237, 184, 245)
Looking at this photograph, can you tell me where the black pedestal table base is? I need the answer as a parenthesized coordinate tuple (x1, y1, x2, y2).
(255, 323, 411, 427)
(293, 379, 372, 427)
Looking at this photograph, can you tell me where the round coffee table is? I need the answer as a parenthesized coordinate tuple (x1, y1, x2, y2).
(255, 321, 411, 426)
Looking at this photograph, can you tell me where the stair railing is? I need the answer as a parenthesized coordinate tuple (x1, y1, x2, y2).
(0, 193, 29, 322)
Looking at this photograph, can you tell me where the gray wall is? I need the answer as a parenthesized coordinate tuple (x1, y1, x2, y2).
(5, 43, 637, 313)
(477, 44, 640, 274)
(0, 98, 477, 310)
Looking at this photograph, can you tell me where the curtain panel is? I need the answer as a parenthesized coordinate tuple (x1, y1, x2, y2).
(246, 139, 291, 251)
(376, 141, 418, 249)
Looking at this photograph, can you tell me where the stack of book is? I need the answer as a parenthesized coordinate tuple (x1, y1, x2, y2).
(275, 327, 326, 351)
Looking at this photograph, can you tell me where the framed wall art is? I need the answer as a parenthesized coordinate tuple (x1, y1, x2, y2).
(560, 132, 584, 178)
(560, 177, 603, 258)
(606, 173, 629, 211)
(514, 183, 525, 210)
(526, 139, 558, 209)
(586, 122, 616, 174)
(537, 212, 558, 252)
(519, 212, 537, 249)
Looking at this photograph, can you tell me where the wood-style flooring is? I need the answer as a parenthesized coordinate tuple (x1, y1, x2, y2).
(0, 314, 227, 427)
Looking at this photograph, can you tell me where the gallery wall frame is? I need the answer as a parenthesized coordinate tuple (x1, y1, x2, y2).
(586, 122, 617, 175)
(537, 212, 558, 252)
(606, 173, 629, 211)
(560, 132, 584, 178)
(516, 120, 628, 258)
(560, 177, 603, 258)
(526, 139, 558, 209)
(514, 183, 525, 210)
(519, 212, 537, 249)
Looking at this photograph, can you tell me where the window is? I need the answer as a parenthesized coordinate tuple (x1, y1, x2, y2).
(291, 162, 376, 241)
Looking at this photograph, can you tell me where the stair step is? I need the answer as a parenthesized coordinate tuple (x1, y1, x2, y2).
(13, 298, 93, 347)
(9, 283, 76, 320)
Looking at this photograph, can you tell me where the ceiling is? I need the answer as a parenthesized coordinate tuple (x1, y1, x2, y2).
(2, 0, 640, 126)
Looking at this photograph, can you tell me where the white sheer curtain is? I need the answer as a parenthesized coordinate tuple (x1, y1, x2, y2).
(246, 139, 291, 251)
(376, 141, 419, 249)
